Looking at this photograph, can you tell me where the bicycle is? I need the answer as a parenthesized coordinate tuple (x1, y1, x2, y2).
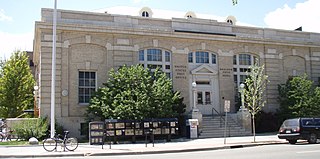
(42, 131, 78, 152)
(0, 130, 15, 141)
(0, 124, 14, 142)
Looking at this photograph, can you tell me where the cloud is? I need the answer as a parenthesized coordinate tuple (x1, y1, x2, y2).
(264, 0, 320, 33)
(132, 0, 150, 3)
(0, 9, 12, 21)
(0, 31, 33, 59)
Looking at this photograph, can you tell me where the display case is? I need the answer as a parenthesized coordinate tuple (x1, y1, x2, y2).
(89, 121, 105, 145)
(124, 122, 135, 136)
(135, 122, 143, 135)
(99, 118, 179, 143)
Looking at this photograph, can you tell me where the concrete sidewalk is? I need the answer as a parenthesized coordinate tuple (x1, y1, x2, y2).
(0, 135, 286, 158)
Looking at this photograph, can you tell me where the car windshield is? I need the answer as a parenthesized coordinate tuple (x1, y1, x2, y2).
(282, 119, 299, 127)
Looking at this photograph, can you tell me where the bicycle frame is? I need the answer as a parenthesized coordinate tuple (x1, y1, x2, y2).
(52, 132, 70, 151)
(43, 131, 78, 152)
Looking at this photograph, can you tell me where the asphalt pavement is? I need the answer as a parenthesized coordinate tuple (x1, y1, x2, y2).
(0, 134, 286, 158)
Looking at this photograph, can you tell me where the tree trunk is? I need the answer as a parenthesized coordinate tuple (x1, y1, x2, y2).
(253, 115, 256, 142)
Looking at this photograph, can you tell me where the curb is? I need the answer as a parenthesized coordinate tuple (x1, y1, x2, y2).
(0, 141, 286, 158)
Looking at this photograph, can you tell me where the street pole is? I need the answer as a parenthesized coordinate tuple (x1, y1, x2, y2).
(239, 83, 245, 111)
(50, 0, 57, 138)
(224, 111, 227, 144)
(223, 100, 230, 144)
(192, 82, 197, 110)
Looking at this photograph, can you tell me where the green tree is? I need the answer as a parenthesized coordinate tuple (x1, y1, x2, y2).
(244, 62, 269, 142)
(87, 65, 185, 120)
(278, 75, 320, 119)
(0, 51, 35, 118)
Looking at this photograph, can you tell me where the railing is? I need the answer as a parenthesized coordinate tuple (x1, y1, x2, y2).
(212, 107, 225, 127)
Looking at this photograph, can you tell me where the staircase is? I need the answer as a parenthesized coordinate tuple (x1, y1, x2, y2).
(199, 115, 252, 138)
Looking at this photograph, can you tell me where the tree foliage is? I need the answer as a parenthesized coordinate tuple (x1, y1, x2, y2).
(244, 63, 268, 117)
(0, 51, 35, 118)
(278, 75, 320, 119)
(244, 62, 269, 142)
(86, 65, 186, 121)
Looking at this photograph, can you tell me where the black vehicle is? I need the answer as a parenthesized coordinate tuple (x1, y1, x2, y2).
(278, 118, 320, 144)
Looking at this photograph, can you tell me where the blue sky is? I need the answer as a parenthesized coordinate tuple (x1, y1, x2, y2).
(0, 0, 317, 59)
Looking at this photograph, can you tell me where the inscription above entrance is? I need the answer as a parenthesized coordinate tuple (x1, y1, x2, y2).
(174, 65, 187, 79)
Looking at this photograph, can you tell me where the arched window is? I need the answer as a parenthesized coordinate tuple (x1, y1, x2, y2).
(233, 54, 258, 87)
(188, 51, 217, 64)
(139, 7, 153, 18)
(227, 19, 233, 25)
(142, 11, 149, 17)
(185, 11, 196, 18)
(226, 15, 237, 25)
(139, 48, 172, 78)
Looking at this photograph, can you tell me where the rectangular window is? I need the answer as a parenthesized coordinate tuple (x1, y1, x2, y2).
(147, 64, 162, 69)
(79, 71, 96, 104)
(80, 123, 88, 136)
(240, 68, 251, 72)
(147, 49, 162, 61)
(197, 92, 203, 104)
(165, 65, 170, 69)
(239, 54, 251, 65)
(205, 92, 211, 104)
(240, 75, 247, 84)
(211, 54, 216, 64)
(165, 51, 170, 62)
(233, 68, 237, 72)
(234, 75, 238, 85)
(188, 53, 193, 63)
(233, 55, 237, 65)
(196, 52, 209, 63)
(29, 60, 34, 66)
(196, 81, 210, 85)
(139, 50, 144, 61)
(166, 72, 171, 78)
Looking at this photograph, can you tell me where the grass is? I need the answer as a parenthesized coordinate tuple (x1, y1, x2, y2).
(0, 140, 29, 146)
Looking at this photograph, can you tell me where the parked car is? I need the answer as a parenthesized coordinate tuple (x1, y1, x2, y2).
(278, 118, 320, 144)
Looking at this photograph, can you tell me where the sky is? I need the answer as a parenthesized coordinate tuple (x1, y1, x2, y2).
(0, 0, 318, 59)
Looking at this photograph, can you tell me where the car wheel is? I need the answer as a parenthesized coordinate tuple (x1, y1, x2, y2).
(308, 133, 317, 144)
(288, 140, 297, 144)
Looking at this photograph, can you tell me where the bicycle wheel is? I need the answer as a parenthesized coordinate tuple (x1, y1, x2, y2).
(43, 138, 57, 152)
(65, 137, 78, 151)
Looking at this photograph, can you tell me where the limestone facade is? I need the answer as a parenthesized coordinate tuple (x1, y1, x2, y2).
(33, 8, 320, 137)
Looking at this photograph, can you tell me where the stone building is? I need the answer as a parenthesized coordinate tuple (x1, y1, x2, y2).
(33, 7, 320, 137)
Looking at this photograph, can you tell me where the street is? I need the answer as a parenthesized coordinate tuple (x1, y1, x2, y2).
(57, 143, 320, 159)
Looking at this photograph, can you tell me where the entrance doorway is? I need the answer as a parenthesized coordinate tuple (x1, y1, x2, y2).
(190, 65, 220, 115)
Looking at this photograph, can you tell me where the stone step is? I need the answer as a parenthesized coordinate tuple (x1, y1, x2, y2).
(202, 127, 246, 132)
(199, 114, 251, 138)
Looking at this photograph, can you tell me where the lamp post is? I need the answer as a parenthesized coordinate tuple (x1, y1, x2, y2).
(192, 81, 197, 110)
(239, 83, 245, 111)
(33, 86, 39, 117)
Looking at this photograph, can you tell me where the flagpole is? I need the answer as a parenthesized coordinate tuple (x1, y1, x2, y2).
(50, 0, 57, 138)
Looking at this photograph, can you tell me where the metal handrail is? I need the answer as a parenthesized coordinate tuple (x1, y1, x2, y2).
(212, 107, 225, 127)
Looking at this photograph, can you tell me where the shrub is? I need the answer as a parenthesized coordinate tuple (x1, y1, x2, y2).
(12, 118, 48, 141)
